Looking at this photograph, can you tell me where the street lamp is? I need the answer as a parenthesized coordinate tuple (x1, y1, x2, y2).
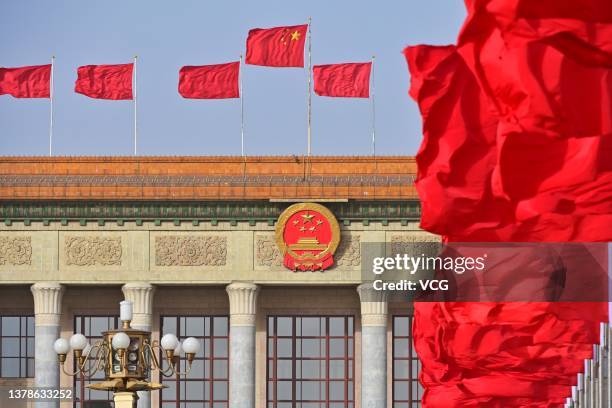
(54, 300, 200, 408)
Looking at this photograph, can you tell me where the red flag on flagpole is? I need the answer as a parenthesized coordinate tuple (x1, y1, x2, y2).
(313, 62, 372, 97)
(179, 62, 240, 99)
(75, 64, 133, 100)
(246, 24, 308, 67)
(0, 64, 51, 98)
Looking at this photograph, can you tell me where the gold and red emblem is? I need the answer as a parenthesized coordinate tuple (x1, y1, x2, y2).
(275, 203, 341, 271)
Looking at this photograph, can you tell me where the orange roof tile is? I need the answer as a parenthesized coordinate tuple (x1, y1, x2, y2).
(0, 156, 418, 201)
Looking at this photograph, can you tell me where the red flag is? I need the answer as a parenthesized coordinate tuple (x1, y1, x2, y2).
(246, 24, 308, 67)
(404, 45, 506, 241)
(0, 64, 51, 98)
(75, 64, 133, 100)
(178, 62, 240, 99)
(405, 0, 612, 405)
(313, 62, 372, 98)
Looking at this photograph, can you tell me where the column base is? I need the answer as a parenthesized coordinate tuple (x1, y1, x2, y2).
(113, 391, 139, 408)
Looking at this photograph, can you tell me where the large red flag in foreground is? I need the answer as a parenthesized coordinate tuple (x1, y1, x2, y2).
(179, 62, 240, 99)
(406, 0, 612, 406)
(75, 64, 133, 100)
(313, 62, 372, 98)
(0, 64, 51, 98)
(246, 24, 308, 67)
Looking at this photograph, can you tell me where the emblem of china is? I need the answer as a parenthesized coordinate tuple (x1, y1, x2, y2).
(275, 203, 341, 271)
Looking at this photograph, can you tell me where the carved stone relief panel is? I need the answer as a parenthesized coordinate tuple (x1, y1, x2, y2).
(155, 236, 227, 266)
(0, 237, 32, 265)
(65, 236, 122, 266)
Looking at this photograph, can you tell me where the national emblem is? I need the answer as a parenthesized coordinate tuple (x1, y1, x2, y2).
(275, 203, 341, 271)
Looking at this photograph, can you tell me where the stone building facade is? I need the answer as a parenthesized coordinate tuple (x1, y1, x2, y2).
(0, 156, 432, 408)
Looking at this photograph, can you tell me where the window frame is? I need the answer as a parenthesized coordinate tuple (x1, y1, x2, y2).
(159, 314, 230, 408)
(0, 315, 35, 378)
(266, 315, 355, 408)
(392, 315, 422, 407)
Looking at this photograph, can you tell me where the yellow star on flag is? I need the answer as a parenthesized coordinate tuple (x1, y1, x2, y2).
(291, 30, 301, 41)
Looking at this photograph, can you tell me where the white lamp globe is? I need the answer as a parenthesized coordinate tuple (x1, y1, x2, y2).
(53, 338, 70, 354)
(160, 333, 179, 351)
(111, 332, 131, 350)
(69, 334, 88, 351)
(182, 337, 200, 354)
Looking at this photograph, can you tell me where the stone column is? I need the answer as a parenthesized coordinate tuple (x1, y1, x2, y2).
(357, 283, 388, 408)
(122, 282, 155, 408)
(226, 282, 260, 408)
(31, 282, 65, 408)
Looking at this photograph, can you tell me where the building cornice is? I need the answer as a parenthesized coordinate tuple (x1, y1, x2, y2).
(0, 200, 421, 225)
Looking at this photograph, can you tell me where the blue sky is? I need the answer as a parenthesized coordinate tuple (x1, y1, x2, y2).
(0, 1, 466, 156)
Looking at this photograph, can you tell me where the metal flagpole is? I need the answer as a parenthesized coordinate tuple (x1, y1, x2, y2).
(307, 17, 312, 157)
(371, 55, 376, 157)
(133, 56, 138, 156)
(240, 55, 245, 157)
(49, 56, 55, 156)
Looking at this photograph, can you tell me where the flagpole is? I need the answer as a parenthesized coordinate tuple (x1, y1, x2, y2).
(240, 55, 245, 157)
(307, 16, 312, 158)
(133, 55, 138, 156)
(49, 56, 55, 157)
(371, 55, 376, 157)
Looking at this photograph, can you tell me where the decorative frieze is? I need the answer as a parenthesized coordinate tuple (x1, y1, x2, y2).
(390, 234, 441, 258)
(0, 200, 421, 221)
(65, 236, 122, 266)
(155, 236, 226, 266)
(0, 236, 32, 265)
(335, 235, 361, 267)
(255, 234, 283, 267)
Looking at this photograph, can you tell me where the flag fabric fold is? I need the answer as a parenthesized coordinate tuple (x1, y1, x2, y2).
(0, 64, 51, 98)
(405, 0, 612, 406)
(74, 63, 133, 100)
(313, 62, 372, 98)
(245, 24, 308, 67)
(179, 62, 240, 99)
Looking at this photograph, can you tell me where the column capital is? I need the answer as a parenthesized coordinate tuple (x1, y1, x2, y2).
(122, 282, 155, 329)
(226, 282, 260, 326)
(357, 282, 388, 327)
(30, 282, 65, 326)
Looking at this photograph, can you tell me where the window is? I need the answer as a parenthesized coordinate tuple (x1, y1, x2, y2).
(0, 316, 34, 378)
(392, 316, 422, 408)
(267, 316, 354, 408)
(160, 316, 229, 408)
(73, 315, 119, 408)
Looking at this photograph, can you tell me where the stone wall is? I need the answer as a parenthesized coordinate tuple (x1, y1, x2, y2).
(0, 221, 436, 285)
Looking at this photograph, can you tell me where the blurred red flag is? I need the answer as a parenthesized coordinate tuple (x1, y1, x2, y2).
(75, 64, 133, 100)
(313, 62, 372, 98)
(178, 62, 240, 99)
(405, 0, 612, 406)
(246, 24, 307, 67)
(0, 64, 51, 98)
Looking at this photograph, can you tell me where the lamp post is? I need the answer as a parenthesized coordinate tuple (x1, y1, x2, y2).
(53, 301, 200, 408)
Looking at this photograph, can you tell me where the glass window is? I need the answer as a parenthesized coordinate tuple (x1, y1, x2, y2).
(160, 316, 229, 408)
(73, 315, 119, 408)
(267, 316, 354, 407)
(392, 316, 422, 407)
(0, 316, 34, 378)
